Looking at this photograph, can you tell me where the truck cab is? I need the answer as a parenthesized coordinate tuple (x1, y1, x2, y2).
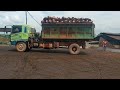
(5, 25, 37, 52)
(10, 25, 36, 45)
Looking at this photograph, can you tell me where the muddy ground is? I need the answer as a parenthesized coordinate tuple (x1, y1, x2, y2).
(0, 45, 120, 79)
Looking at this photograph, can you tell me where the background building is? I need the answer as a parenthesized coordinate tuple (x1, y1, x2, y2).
(95, 33, 120, 48)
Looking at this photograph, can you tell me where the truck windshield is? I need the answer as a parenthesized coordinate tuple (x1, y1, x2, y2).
(12, 26, 22, 34)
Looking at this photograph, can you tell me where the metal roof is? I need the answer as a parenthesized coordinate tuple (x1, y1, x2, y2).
(100, 32, 120, 36)
(95, 32, 120, 41)
(108, 35, 120, 40)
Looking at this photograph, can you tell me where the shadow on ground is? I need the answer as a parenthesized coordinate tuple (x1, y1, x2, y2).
(8, 48, 88, 55)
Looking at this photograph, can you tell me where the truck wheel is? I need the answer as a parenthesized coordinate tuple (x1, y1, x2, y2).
(69, 43, 80, 55)
(82, 45, 85, 49)
(26, 42, 32, 51)
(16, 42, 27, 52)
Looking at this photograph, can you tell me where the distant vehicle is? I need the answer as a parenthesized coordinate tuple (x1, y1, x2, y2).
(5, 17, 95, 55)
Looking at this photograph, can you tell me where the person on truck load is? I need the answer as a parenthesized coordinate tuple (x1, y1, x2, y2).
(102, 40, 108, 51)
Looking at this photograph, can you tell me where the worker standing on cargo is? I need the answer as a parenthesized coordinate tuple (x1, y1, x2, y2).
(102, 40, 108, 51)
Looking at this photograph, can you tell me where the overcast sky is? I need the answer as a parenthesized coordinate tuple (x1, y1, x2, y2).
(0, 11, 120, 35)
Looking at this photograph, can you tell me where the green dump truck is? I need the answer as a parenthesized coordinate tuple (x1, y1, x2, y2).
(5, 17, 95, 54)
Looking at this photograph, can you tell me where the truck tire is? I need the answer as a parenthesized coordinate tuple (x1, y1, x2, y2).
(82, 45, 85, 49)
(16, 42, 27, 52)
(26, 42, 32, 52)
(69, 43, 80, 55)
(82, 41, 86, 49)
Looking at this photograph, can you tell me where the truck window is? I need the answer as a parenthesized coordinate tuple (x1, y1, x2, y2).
(24, 27, 27, 33)
(12, 26, 22, 34)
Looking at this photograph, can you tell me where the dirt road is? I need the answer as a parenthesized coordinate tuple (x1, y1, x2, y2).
(0, 46, 120, 79)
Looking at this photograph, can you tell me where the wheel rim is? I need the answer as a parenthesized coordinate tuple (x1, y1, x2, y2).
(72, 47, 77, 52)
(17, 43, 25, 51)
